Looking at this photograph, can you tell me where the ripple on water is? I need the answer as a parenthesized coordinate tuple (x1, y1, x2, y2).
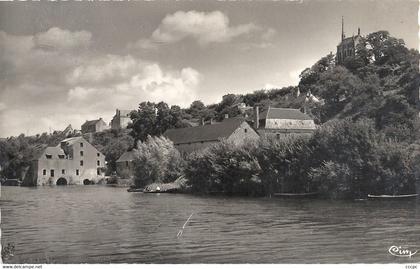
(1, 186, 420, 263)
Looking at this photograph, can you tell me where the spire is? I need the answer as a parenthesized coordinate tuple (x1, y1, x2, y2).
(341, 16, 345, 41)
(358, 27, 360, 36)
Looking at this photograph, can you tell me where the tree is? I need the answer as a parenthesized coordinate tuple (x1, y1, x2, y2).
(130, 101, 187, 142)
(132, 136, 184, 187)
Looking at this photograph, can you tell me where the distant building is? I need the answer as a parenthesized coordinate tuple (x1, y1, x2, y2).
(116, 151, 136, 178)
(81, 118, 109, 134)
(255, 107, 316, 139)
(23, 136, 106, 186)
(164, 118, 259, 155)
(336, 17, 362, 65)
(110, 109, 133, 130)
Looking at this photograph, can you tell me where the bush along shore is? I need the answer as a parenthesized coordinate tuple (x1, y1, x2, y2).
(2, 30, 419, 198)
(130, 118, 419, 199)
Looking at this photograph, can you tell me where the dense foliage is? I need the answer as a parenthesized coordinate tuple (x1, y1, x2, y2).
(2, 30, 419, 199)
(185, 140, 262, 196)
(132, 136, 184, 188)
(184, 119, 417, 198)
(86, 129, 135, 174)
(0, 132, 67, 179)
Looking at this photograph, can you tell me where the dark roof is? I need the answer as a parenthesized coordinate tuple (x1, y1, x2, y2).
(117, 151, 136, 162)
(164, 118, 245, 144)
(61, 136, 83, 145)
(32, 145, 65, 160)
(82, 119, 103, 128)
(259, 107, 313, 121)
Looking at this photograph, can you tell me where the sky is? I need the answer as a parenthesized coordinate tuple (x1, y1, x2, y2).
(0, 0, 418, 137)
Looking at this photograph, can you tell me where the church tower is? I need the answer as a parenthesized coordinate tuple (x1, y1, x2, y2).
(336, 17, 362, 65)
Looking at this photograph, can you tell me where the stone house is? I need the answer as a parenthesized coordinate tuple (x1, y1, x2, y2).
(255, 107, 316, 139)
(110, 109, 133, 130)
(116, 151, 136, 178)
(81, 118, 109, 134)
(23, 136, 106, 186)
(164, 118, 259, 155)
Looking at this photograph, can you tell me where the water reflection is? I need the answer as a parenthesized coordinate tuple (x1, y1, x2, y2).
(1, 186, 419, 263)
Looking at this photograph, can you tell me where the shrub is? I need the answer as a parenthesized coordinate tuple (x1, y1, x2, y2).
(185, 140, 262, 196)
(132, 135, 184, 187)
(256, 136, 313, 195)
(309, 161, 353, 199)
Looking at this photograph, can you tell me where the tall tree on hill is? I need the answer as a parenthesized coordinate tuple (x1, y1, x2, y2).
(130, 101, 188, 142)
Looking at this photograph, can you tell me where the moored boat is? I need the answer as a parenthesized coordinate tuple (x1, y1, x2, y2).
(273, 192, 319, 198)
(367, 194, 418, 200)
(127, 188, 144, 192)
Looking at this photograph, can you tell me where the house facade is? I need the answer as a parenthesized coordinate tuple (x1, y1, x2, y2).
(81, 118, 109, 133)
(116, 151, 136, 178)
(23, 137, 106, 186)
(110, 109, 133, 130)
(255, 107, 316, 139)
(164, 118, 260, 155)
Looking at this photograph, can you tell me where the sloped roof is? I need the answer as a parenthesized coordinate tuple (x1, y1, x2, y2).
(116, 151, 136, 162)
(82, 119, 104, 128)
(260, 107, 313, 121)
(33, 145, 65, 160)
(62, 124, 73, 134)
(164, 118, 245, 144)
(61, 136, 83, 145)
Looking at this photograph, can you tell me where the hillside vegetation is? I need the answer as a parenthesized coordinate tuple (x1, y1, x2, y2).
(1, 30, 419, 198)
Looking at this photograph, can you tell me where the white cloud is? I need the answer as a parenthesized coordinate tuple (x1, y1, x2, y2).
(33, 27, 92, 50)
(0, 28, 202, 137)
(130, 10, 258, 49)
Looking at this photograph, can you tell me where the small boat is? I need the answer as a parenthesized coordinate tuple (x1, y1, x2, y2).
(273, 192, 319, 198)
(127, 188, 144, 193)
(1, 179, 21, 186)
(367, 194, 418, 200)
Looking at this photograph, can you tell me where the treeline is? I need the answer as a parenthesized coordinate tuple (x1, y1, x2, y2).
(2, 30, 419, 193)
(132, 118, 418, 199)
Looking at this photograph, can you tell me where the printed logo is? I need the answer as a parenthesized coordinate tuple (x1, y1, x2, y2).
(388, 245, 418, 258)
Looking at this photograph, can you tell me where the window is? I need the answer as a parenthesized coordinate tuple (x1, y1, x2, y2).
(62, 169, 65, 175)
(50, 169, 55, 177)
(58, 155, 65, 159)
(76, 169, 79, 176)
(97, 160, 100, 166)
(276, 134, 281, 139)
(80, 151, 84, 156)
(80, 142, 84, 147)
(97, 168, 101, 175)
(244, 128, 248, 133)
(46, 154, 52, 159)
(97, 153, 100, 157)
(126, 161, 129, 167)
(43, 169, 46, 176)
(80, 160, 84, 166)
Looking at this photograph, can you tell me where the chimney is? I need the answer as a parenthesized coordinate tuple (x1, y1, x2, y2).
(358, 27, 360, 36)
(224, 114, 229, 119)
(254, 106, 259, 129)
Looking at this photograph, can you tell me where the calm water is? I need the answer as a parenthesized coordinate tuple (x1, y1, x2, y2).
(1, 185, 420, 263)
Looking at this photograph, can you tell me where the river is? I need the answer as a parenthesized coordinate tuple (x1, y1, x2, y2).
(1, 185, 419, 263)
